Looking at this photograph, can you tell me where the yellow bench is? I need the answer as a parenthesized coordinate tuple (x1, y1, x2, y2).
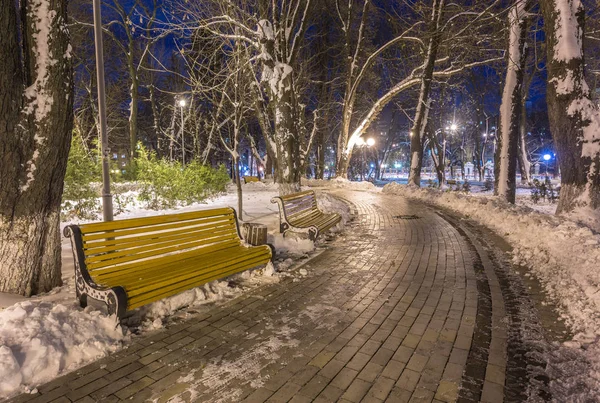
(446, 179, 457, 185)
(271, 190, 341, 241)
(63, 208, 273, 319)
(243, 176, 260, 184)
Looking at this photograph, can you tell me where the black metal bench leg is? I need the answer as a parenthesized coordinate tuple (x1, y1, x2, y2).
(78, 292, 88, 309)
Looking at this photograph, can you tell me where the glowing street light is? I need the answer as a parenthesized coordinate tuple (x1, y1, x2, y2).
(366, 137, 375, 147)
(450, 123, 457, 131)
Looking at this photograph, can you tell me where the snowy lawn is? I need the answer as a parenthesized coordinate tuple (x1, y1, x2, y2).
(0, 181, 351, 399)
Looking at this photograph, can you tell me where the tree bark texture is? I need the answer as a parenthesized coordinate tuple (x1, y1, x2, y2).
(541, 0, 600, 214)
(408, 0, 445, 187)
(258, 20, 302, 194)
(0, 0, 74, 295)
(518, 104, 531, 183)
(497, 2, 528, 203)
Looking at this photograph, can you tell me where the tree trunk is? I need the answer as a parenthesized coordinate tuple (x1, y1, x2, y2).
(407, 0, 444, 187)
(128, 50, 139, 161)
(517, 104, 531, 183)
(497, 2, 528, 203)
(0, 0, 73, 295)
(234, 156, 243, 220)
(541, 0, 600, 214)
(258, 20, 301, 194)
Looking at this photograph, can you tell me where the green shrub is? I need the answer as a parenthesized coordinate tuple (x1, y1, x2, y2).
(62, 133, 101, 219)
(135, 145, 230, 209)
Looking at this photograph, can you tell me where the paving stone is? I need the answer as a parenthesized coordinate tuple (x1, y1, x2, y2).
(242, 387, 273, 403)
(331, 367, 359, 390)
(308, 351, 336, 369)
(397, 369, 421, 392)
(340, 378, 373, 402)
(392, 346, 414, 363)
(297, 374, 329, 399)
(90, 377, 133, 401)
(266, 382, 301, 403)
(357, 362, 383, 383)
(406, 353, 429, 373)
(481, 380, 505, 403)
(367, 376, 396, 400)
(346, 352, 372, 371)
(114, 376, 155, 399)
(319, 359, 346, 380)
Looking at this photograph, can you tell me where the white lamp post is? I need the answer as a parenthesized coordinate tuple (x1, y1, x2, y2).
(179, 99, 186, 167)
(92, 0, 113, 221)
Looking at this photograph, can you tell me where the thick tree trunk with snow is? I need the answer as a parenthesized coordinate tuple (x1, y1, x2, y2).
(541, 0, 600, 214)
(0, 0, 73, 295)
(407, 0, 444, 187)
(497, 2, 528, 203)
(258, 20, 302, 194)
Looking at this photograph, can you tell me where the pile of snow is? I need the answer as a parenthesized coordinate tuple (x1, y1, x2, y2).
(242, 181, 279, 191)
(382, 182, 600, 395)
(0, 301, 127, 397)
(303, 177, 379, 191)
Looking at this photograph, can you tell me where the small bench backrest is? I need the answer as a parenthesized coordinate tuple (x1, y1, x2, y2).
(244, 176, 260, 183)
(278, 190, 319, 223)
(75, 208, 242, 282)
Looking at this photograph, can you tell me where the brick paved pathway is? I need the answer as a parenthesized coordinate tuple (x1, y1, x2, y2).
(11, 190, 551, 403)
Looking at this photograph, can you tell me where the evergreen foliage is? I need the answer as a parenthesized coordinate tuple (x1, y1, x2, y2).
(136, 145, 230, 209)
(62, 133, 100, 219)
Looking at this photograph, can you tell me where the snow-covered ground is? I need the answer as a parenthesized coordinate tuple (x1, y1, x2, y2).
(2, 177, 598, 399)
(0, 181, 352, 399)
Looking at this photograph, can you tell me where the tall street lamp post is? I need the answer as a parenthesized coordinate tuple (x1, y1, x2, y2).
(92, 0, 113, 221)
(179, 99, 186, 167)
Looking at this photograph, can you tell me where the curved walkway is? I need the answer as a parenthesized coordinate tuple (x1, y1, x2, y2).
(11, 190, 552, 403)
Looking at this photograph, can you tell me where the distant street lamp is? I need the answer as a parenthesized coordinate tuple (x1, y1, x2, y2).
(179, 98, 187, 167)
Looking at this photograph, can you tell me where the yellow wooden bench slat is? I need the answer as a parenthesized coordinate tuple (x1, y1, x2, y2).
(84, 231, 239, 268)
(243, 176, 260, 184)
(64, 207, 273, 320)
(88, 239, 242, 279)
(124, 247, 269, 297)
(80, 214, 234, 242)
(82, 219, 236, 249)
(128, 253, 270, 310)
(79, 207, 234, 233)
(92, 242, 247, 285)
(271, 190, 341, 241)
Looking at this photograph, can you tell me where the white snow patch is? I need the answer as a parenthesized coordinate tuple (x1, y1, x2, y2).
(553, 0, 583, 62)
(0, 301, 127, 398)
